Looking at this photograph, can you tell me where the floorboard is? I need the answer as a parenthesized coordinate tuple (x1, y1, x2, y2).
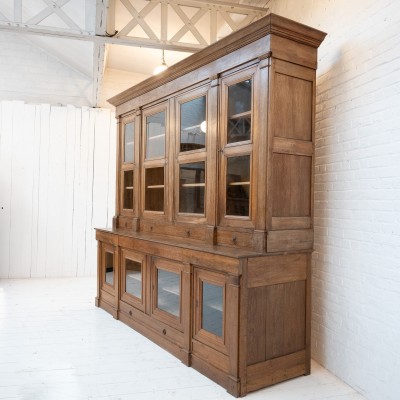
(0, 278, 367, 400)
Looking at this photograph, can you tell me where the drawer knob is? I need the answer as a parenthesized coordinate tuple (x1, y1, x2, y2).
(129, 310, 133, 316)
(162, 329, 167, 335)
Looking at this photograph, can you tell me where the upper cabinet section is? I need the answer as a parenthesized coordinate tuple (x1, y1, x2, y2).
(111, 13, 326, 252)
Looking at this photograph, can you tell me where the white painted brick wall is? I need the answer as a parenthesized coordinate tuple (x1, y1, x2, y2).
(0, 32, 93, 107)
(268, 1, 400, 399)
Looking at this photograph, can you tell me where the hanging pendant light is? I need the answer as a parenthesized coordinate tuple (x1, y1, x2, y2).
(153, 49, 168, 75)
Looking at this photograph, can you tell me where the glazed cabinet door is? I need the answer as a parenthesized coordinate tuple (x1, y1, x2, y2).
(96, 238, 119, 318)
(174, 86, 210, 224)
(118, 114, 140, 219)
(100, 242, 118, 296)
(218, 66, 259, 229)
(120, 249, 147, 312)
(151, 257, 190, 333)
(193, 268, 231, 355)
(141, 102, 170, 221)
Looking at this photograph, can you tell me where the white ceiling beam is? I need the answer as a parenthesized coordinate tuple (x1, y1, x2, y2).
(41, 0, 80, 30)
(116, 1, 157, 38)
(169, 4, 208, 45)
(93, 42, 107, 106)
(111, 0, 267, 51)
(161, 0, 268, 14)
(106, 0, 116, 36)
(119, 0, 158, 40)
(160, 1, 167, 41)
(26, 0, 71, 25)
(95, 0, 116, 36)
(0, 21, 203, 52)
(1, 0, 268, 53)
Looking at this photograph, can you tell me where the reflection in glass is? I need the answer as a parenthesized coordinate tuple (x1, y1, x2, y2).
(180, 96, 206, 152)
(145, 167, 164, 212)
(157, 269, 180, 317)
(125, 259, 142, 299)
(226, 155, 250, 216)
(124, 122, 134, 163)
(123, 170, 134, 210)
(179, 162, 205, 214)
(202, 282, 223, 337)
(105, 251, 114, 286)
(146, 111, 165, 159)
(227, 79, 252, 143)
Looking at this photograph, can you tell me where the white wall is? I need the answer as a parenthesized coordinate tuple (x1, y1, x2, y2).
(268, 1, 400, 400)
(0, 101, 116, 278)
(98, 67, 150, 110)
(0, 32, 93, 107)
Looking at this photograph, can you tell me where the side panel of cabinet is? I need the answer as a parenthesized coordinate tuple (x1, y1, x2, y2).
(267, 59, 316, 252)
(245, 253, 310, 393)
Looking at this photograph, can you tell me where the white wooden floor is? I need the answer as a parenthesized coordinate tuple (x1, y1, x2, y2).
(0, 278, 366, 400)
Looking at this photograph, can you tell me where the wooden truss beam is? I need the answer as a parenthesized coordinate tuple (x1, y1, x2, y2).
(0, 0, 268, 52)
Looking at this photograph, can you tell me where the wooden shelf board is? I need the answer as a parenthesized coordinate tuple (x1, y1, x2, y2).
(228, 181, 250, 186)
(181, 183, 205, 187)
(229, 111, 251, 120)
(148, 134, 165, 140)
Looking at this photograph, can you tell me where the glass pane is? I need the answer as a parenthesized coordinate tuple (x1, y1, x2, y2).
(124, 122, 134, 163)
(202, 282, 223, 337)
(146, 111, 165, 159)
(227, 79, 252, 143)
(226, 155, 250, 216)
(125, 259, 142, 299)
(145, 167, 164, 212)
(105, 251, 114, 286)
(123, 170, 134, 210)
(157, 269, 180, 317)
(180, 96, 206, 152)
(179, 162, 205, 214)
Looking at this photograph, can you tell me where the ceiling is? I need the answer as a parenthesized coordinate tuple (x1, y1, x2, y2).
(0, 0, 270, 106)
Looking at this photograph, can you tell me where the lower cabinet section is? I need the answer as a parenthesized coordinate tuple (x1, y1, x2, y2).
(95, 229, 311, 397)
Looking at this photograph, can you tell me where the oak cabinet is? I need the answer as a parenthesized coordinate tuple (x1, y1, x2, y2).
(96, 13, 326, 397)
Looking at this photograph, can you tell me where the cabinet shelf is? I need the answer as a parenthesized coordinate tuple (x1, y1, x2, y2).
(228, 181, 250, 186)
(125, 186, 134, 190)
(229, 111, 251, 120)
(148, 134, 165, 140)
(147, 185, 165, 189)
(125, 141, 134, 145)
(181, 183, 205, 188)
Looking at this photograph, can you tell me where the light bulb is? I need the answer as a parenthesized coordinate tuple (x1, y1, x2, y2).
(153, 50, 168, 75)
(153, 64, 168, 75)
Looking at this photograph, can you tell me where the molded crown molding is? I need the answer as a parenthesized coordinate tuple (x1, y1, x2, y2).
(108, 13, 327, 107)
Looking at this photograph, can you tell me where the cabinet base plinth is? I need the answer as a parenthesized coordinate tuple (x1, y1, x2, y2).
(98, 298, 118, 319)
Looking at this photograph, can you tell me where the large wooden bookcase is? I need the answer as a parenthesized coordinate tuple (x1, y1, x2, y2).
(96, 13, 326, 397)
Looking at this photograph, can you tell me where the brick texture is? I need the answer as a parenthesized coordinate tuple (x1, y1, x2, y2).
(268, 1, 400, 400)
(0, 32, 92, 107)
